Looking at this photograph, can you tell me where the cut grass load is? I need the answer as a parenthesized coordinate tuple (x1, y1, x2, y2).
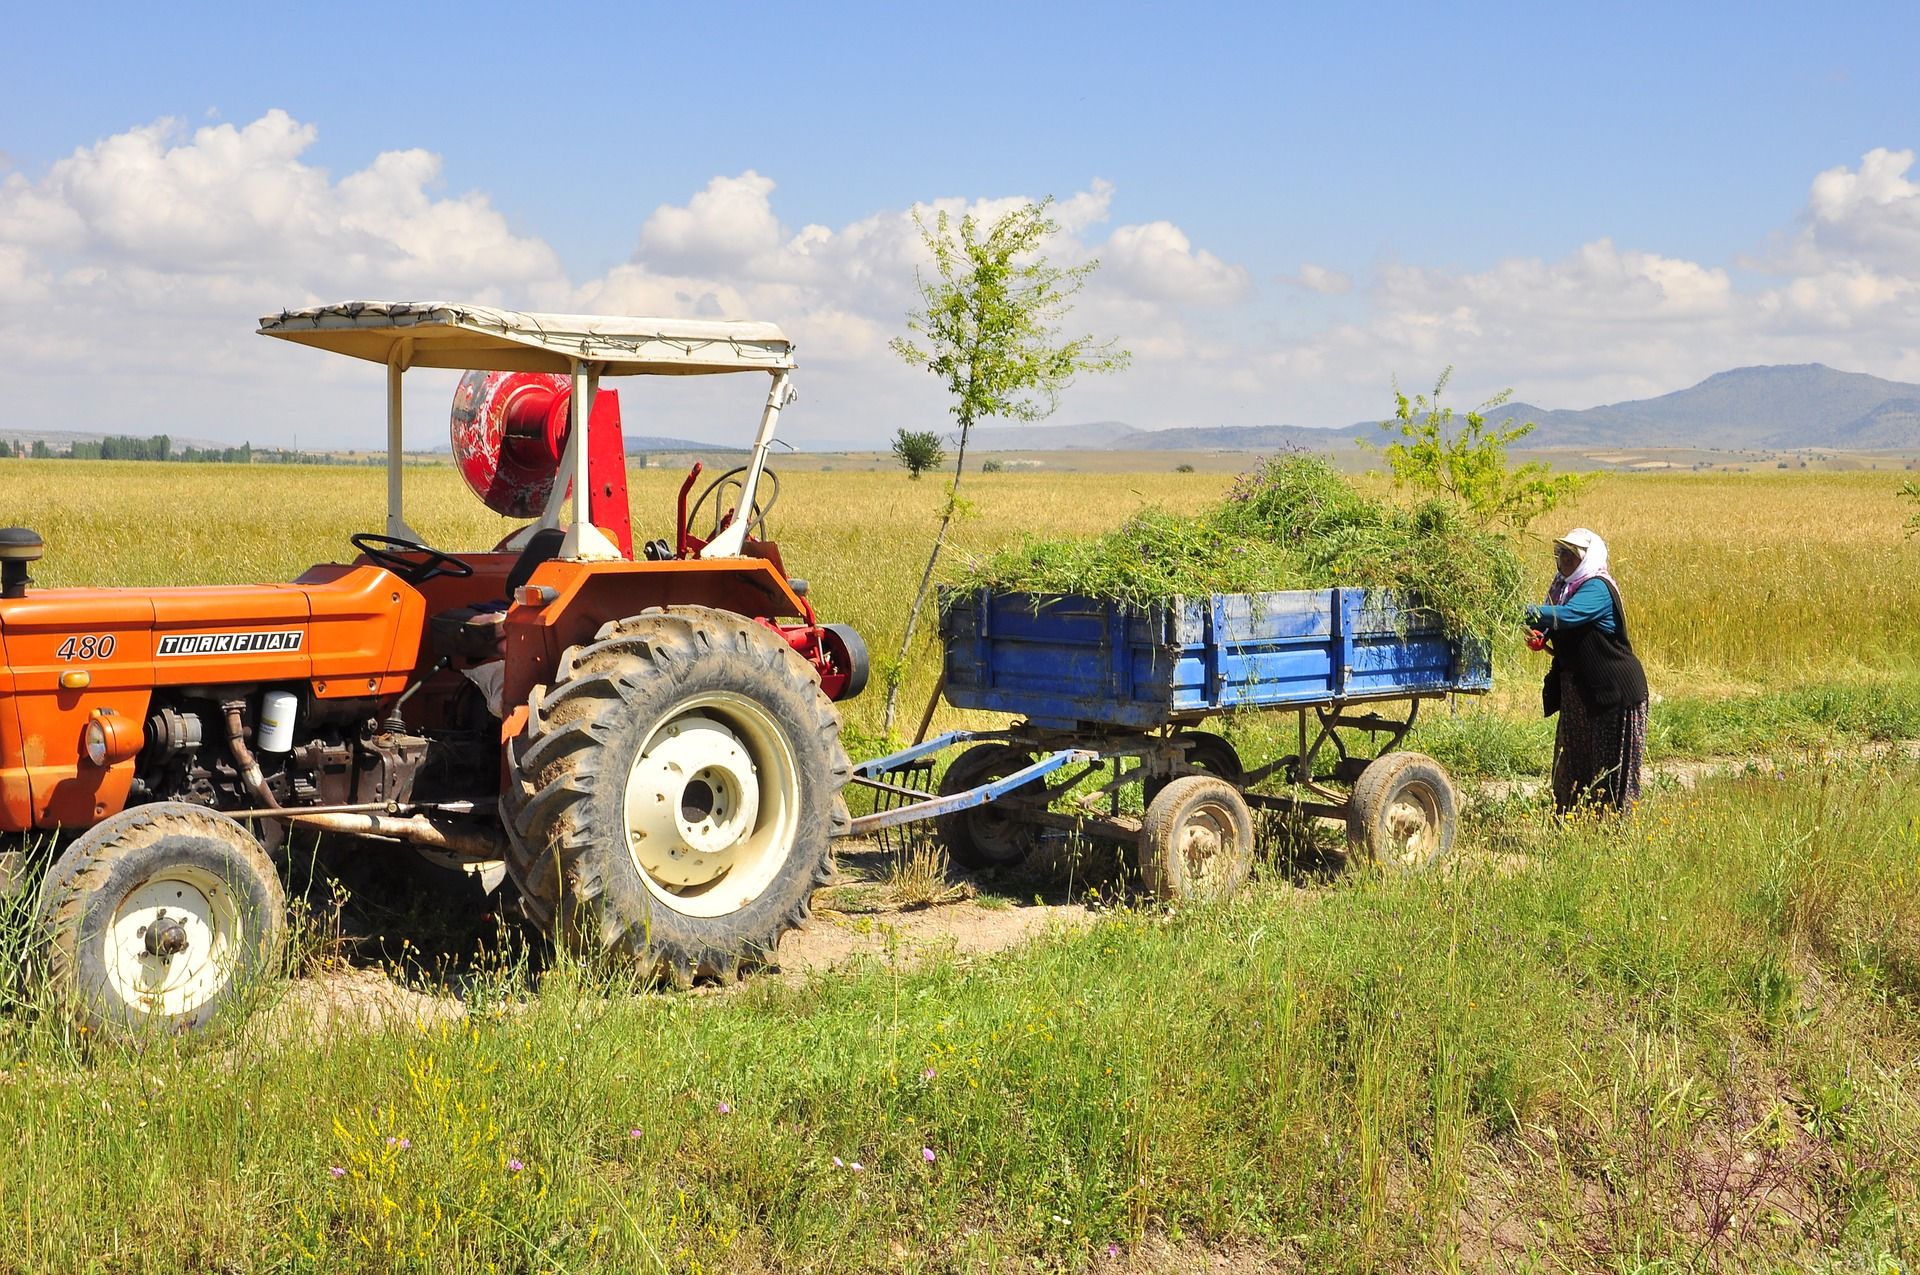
(954, 454, 1529, 642)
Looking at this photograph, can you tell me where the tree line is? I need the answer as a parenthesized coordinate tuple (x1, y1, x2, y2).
(0, 435, 378, 465)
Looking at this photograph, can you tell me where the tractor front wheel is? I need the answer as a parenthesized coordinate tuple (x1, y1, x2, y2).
(35, 803, 287, 1041)
(506, 607, 850, 983)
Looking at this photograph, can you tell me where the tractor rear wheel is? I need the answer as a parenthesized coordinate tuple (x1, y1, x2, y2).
(35, 803, 286, 1041)
(506, 606, 849, 983)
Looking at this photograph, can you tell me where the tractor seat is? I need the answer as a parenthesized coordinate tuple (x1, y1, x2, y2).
(430, 605, 508, 659)
(428, 528, 567, 660)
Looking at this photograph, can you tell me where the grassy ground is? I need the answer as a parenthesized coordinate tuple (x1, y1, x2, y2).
(1, 460, 1917, 1270)
(0, 759, 1915, 1271)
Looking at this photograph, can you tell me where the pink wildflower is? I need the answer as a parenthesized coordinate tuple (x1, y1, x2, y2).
(922, 1147, 936, 1163)
(328, 1166, 345, 1179)
(507, 1159, 524, 1173)
(717, 1101, 731, 1115)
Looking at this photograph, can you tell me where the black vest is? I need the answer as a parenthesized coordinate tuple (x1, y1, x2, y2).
(1546, 578, 1649, 713)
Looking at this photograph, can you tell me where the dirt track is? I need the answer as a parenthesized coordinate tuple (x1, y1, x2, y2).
(266, 744, 1918, 1039)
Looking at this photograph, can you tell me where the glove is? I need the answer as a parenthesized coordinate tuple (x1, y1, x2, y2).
(1525, 629, 1548, 652)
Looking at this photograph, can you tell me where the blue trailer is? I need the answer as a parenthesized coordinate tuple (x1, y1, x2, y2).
(846, 588, 1491, 897)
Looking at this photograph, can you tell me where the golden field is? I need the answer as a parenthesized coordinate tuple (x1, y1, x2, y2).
(3, 459, 1914, 740)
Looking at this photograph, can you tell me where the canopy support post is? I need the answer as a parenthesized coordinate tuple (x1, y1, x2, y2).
(385, 344, 422, 541)
(559, 360, 622, 561)
(701, 369, 792, 558)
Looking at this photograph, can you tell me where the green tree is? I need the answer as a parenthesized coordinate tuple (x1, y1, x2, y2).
(1372, 369, 1578, 531)
(891, 428, 945, 479)
(1901, 480, 1919, 537)
(882, 199, 1130, 733)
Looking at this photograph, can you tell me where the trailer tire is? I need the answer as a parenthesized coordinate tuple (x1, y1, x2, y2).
(505, 607, 849, 983)
(36, 803, 286, 1042)
(1143, 730, 1245, 806)
(1346, 751, 1456, 872)
(1139, 774, 1255, 901)
(935, 744, 1043, 870)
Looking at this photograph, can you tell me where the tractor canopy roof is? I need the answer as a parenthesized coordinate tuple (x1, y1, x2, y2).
(259, 301, 795, 376)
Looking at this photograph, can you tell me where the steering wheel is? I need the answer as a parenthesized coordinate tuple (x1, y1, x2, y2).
(686, 465, 780, 543)
(350, 532, 475, 584)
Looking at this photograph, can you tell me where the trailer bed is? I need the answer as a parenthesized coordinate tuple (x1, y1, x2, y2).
(939, 588, 1489, 730)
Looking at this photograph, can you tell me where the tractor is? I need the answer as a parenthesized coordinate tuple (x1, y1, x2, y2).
(0, 301, 868, 1039)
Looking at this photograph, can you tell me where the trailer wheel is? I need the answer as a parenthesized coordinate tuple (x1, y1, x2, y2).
(1143, 730, 1245, 806)
(1346, 751, 1457, 872)
(1139, 775, 1255, 901)
(36, 803, 286, 1041)
(506, 606, 849, 983)
(935, 744, 1043, 869)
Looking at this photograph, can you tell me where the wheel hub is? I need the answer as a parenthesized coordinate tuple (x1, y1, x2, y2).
(1179, 806, 1231, 885)
(104, 868, 242, 1018)
(1384, 796, 1437, 866)
(143, 913, 190, 959)
(625, 715, 760, 886)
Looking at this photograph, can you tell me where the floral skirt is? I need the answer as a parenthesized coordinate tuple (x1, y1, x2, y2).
(1552, 672, 1648, 814)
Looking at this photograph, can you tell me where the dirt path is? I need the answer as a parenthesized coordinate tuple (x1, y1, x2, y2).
(1472, 737, 1920, 805)
(263, 740, 1920, 1038)
(769, 897, 1096, 977)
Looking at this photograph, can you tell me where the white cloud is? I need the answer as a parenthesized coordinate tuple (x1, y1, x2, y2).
(639, 171, 785, 271)
(1098, 221, 1250, 304)
(6, 119, 1920, 448)
(1286, 264, 1352, 295)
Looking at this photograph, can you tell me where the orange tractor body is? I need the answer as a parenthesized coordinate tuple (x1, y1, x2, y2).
(3, 302, 865, 1039)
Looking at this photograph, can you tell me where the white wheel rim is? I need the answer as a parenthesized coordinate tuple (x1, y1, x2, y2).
(1384, 788, 1441, 868)
(1176, 798, 1242, 896)
(622, 693, 800, 918)
(102, 865, 245, 1020)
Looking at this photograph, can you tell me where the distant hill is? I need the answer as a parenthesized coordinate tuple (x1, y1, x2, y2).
(1468, 364, 1920, 450)
(964, 420, 1359, 452)
(625, 435, 746, 454)
(961, 364, 1920, 454)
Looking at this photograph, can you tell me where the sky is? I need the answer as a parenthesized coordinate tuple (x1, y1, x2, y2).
(3, 0, 1919, 448)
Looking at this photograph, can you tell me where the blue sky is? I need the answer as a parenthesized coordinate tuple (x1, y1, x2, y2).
(3, 1, 1918, 446)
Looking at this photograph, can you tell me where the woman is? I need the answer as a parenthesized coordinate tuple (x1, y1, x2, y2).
(1525, 528, 1649, 814)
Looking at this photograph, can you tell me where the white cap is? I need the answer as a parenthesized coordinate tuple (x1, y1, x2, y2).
(1554, 527, 1600, 554)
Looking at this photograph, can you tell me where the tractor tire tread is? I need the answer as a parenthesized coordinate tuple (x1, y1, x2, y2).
(504, 606, 848, 981)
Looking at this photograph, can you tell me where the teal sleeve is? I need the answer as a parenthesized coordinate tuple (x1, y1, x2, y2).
(1524, 579, 1617, 634)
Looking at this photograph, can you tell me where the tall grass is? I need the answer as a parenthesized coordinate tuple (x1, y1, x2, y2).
(0, 761, 1916, 1270)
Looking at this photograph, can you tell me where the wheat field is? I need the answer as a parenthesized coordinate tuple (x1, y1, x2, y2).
(4, 459, 1914, 741)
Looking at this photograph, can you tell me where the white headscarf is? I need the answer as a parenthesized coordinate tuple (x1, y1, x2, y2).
(1548, 527, 1613, 605)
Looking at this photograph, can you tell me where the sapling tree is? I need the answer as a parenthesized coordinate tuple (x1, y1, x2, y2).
(1373, 368, 1578, 531)
(882, 199, 1129, 733)
(891, 428, 945, 479)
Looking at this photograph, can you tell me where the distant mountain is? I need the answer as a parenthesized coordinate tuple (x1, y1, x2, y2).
(624, 435, 746, 453)
(963, 419, 1360, 452)
(962, 364, 1920, 454)
(1481, 364, 1920, 449)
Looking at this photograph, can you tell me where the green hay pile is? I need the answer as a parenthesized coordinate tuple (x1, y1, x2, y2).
(953, 454, 1529, 640)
